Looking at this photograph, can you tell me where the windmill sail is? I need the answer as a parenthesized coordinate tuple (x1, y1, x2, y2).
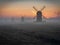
(33, 6, 38, 11)
(40, 6, 45, 11)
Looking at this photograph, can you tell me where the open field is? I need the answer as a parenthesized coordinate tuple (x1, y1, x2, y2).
(0, 22, 60, 45)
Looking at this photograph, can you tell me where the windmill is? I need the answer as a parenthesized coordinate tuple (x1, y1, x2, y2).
(33, 6, 46, 22)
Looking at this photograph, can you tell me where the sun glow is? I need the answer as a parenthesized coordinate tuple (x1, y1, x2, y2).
(0, 1, 60, 18)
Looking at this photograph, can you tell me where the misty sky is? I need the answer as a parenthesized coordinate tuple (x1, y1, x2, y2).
(0, 0, 60, 3)
(0, 0, 60, 18)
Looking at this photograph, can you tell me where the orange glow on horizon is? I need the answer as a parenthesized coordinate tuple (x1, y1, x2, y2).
(0, 3, 60, 18)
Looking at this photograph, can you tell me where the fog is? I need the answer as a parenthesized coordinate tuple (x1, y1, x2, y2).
(0, 17, 34, 25)
(0, 17, 60, 25)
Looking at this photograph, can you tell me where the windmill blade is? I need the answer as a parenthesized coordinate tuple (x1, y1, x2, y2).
(40, 6, 46, 11)
(33, 6, 38, 11)
(32, 10, 36, 15)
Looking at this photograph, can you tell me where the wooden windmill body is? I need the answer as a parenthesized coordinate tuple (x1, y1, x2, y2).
(33, 6, 45, 22)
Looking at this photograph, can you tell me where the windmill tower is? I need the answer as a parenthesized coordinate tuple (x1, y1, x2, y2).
(33, 6, 45, 22)
(21, 16, 24, 22)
